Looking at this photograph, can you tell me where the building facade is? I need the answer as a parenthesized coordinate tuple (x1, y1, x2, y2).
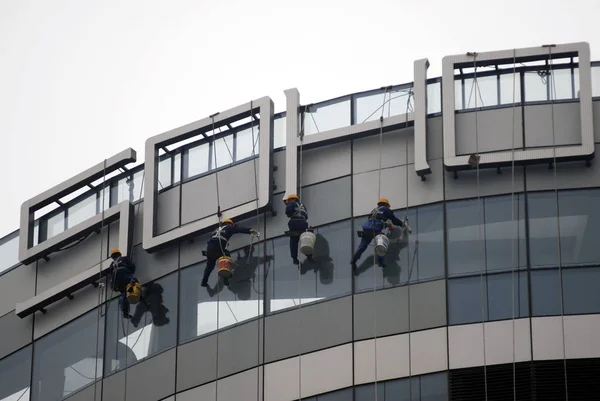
(1, 41, 600, 401)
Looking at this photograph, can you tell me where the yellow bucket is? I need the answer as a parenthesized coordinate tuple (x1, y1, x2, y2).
(126, 282, 142, 304)
(217, 256, 233, 279)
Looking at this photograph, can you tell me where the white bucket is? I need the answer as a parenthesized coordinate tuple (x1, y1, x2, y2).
(299, 231, 316, 256)
(374, 234, 389, 257)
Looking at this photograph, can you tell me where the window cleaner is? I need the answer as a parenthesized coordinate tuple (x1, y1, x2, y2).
(351, 198, 405, 268)
(283, 194, 313, 265)
(201, 219, 259, 287)
(109, 249, 141, 319)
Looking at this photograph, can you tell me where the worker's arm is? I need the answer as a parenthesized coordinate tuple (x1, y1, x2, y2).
(230, 226, 254, 235)
(120, 256, 136, 273)
(382, 208, 404, 226)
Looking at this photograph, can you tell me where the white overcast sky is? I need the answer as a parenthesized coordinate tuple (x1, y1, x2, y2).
(0, 0, 598, 238)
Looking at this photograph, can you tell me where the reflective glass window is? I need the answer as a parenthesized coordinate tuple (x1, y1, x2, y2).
(236, 126, 260, 161)
(562, 267, 600, 315)
(104, 273, 177, 375)
(355, 88, 413, 124)
(527, 191, 558, 268)
(317, 387, 352, 400)
(32, 309, 104, 401)
(273, 116, 286, 149)
(530, 269, 561, 317)
(211, 135, 234, 169)
(419, 372, 448, 400)
(179, 247, 266, 343)
(464, 75, 498, 108)
(173, 153, 182, 185)
(427, 82, 441, 114)
(550, 68, 574, 100)
(267, 220, 352, 313)
(186, 143, 210, 178)
(114, 178, 130, 204)
(500, 72, 522, 105)
(447, 198, 485, 276)
(0, 346, 31, 401)
(304, 98, 350, 136)
(524, 71, 548, 102)
(355, 382, 386, 400)
(592, 65, 600, 97)
(158, 157, 172, 189)
(45, 211, 65, 240)
(455, 79, 463, 110)
(448, 272, 528, 325)
(131, 170, 144, 202)
(414, 203, 445, 281)
(67, 193, 97, 229)
(0, 233, 20, 274)
(354, 372, 447, 400)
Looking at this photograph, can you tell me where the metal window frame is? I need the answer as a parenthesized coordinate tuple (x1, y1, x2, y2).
(18, 148, 137, 265)
(442, 42, 595, 172)
(142, 96, 274, 252)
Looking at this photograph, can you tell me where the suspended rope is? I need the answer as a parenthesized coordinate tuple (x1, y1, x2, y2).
(296, 103, 307, 401)
(509, 48, 518, 401)
(547, 45, 570, 401)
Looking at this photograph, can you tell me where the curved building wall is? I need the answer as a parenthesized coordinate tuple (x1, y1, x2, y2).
(1, 43, 600, 401)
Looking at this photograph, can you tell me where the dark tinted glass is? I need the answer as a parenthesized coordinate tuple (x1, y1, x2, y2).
(419, 372, 448, 400)
(0, 346, 31, 401)
(448, 275, 485, 325)
(527, 191, 559, 268)
(32, 309, 103, 401)
(530, 269, 562, 316)
(487, 271, 529, 321)
(558, 189, 600, 267)
(415, 203, 445, 281)
(447, 199, 485, 277)
(562, 267, 600, 314)
(104, 272, 177, 375)
(318, 387, 353, 400)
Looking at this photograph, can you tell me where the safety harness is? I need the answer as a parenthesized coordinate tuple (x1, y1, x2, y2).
(290, 202, 308, 220)
(367, 206, 386, 222)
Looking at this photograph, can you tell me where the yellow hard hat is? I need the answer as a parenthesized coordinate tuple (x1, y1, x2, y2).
(110, 249, 121, 257)
(284, 194, 299, 202)
(378, 198, 391, 207)
(222, 219, 235, 226)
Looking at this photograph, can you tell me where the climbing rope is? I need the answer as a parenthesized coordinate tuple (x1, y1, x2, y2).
(547, 45, 570, 401)
(296, 102, 307, 401)
(509, 48, 518, 401)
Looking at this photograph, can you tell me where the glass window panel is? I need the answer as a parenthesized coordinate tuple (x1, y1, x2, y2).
(273, 116, 286, 149)
(486, 271, 529, 321)
(46, 211, 65, 240)
(186, 143, 210, 178)
(384, 377, 412, 400)
(317, 387, 352, 401)
(67, 194, 97, 229)
(464, 75, 498, 108)
(484, 195, 527, 273)
(448, 275, 486, 325)
(419, 372, 449, 400)
(592, 66, 600, 97)
(0, 346, 31, 401)
(0, 234, 20, 274)
(528, 191, 559, 268)
(355, 382, 385, 400)
(131, 170, 144, 202)
(211, 135, 234, 169)
(100, 185, 110, 211)
(158, 157, 172, 189)
(354, 87, 413, 123)
(562, 267, 600, 315)
(524, 71, 548, 102)
(416, 203, 445, 282)
(530, 269, 561, 317)
(557, 189, 600, 267)
(500, 72, 522, 105)
(447, 199, 485, 277)
(115, 178, 130, 204)
(236, 126, 260, 161)
(304, 98, 350, 136)
(427, 82, 442, 114)
(33, 220, 39, 247)
(32, 309, 104, 401)
(455, 79, 463, 110)
(573, 67, 580, 98)
(104, 273, 177, 374)
(173, 153, 181, 185)
(550, 68, 574, 100)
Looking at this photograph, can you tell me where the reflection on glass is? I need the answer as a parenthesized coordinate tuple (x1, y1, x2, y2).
(173, 153, 181, 185)
(463, 75, 498, 108)
(67, 194, 97, 229)
(46, 211, 65, 240)
(550, 68, 574, 100)
(236, 126, 260, 161)
(573, 67, 580, 99)
(355, 88, 413, 124)
(354, 371, 448, 401)
(592, 66, 600, 97)
(524, 71, 548, 102)
(104, 273, 177, 374)
(179, 246, 267, 342)
(447, 198, 485, 276)
(273, 116, 286, 149)
(427, 82, 441, 114)
(211, 135, 234, 169)
(131, 171, 144, 203)
(158, 157, 172, 189)
(530, 269, 561, 316)
(0, 346, 31, 401)
(0, 234, 19, 274)
(186, 143, 210, 178)
(455, 79, 463, 110)
(32, 309, 104, 401)
(562, 267, 600, 315)
(304, 98, 350, 136)
(267, 220, 352, 313)
(500, 73, 521, 105)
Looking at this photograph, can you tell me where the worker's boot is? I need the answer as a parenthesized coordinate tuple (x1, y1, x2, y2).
(292, 258, 299, 265)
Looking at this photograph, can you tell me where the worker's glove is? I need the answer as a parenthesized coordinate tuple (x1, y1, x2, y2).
(250, 229, 260, 236)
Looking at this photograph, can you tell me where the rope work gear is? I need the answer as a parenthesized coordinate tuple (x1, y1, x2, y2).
(547, 45, 570, 400)
(296, 101, 307, 401)
(509, 48, 518, 401)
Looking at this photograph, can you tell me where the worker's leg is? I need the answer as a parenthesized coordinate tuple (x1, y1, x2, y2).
(120, 291, 131, 319)
(288, 220, 309, 264)
(201, 257, 217, 287)
(352, 234, 374, 264)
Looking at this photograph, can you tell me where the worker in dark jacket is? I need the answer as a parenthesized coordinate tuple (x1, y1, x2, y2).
(351, 198, 404, 268)
(109, 249, 139, 319)
(284, 194, 312, 265)
(201, 219, 258, 287)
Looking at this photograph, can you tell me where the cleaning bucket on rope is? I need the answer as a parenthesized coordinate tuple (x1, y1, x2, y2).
(299, 231, 316, 256)
(217, 256, 233, 279)
(126, 282, 142, 305)
(374, 234, 390, 257)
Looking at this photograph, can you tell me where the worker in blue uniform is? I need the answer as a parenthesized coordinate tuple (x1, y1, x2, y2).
(201, 219, 258, 287)
(351, 198, 404, 268)
(109, 249, 140, 319)
(284, 194, 313, 265)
